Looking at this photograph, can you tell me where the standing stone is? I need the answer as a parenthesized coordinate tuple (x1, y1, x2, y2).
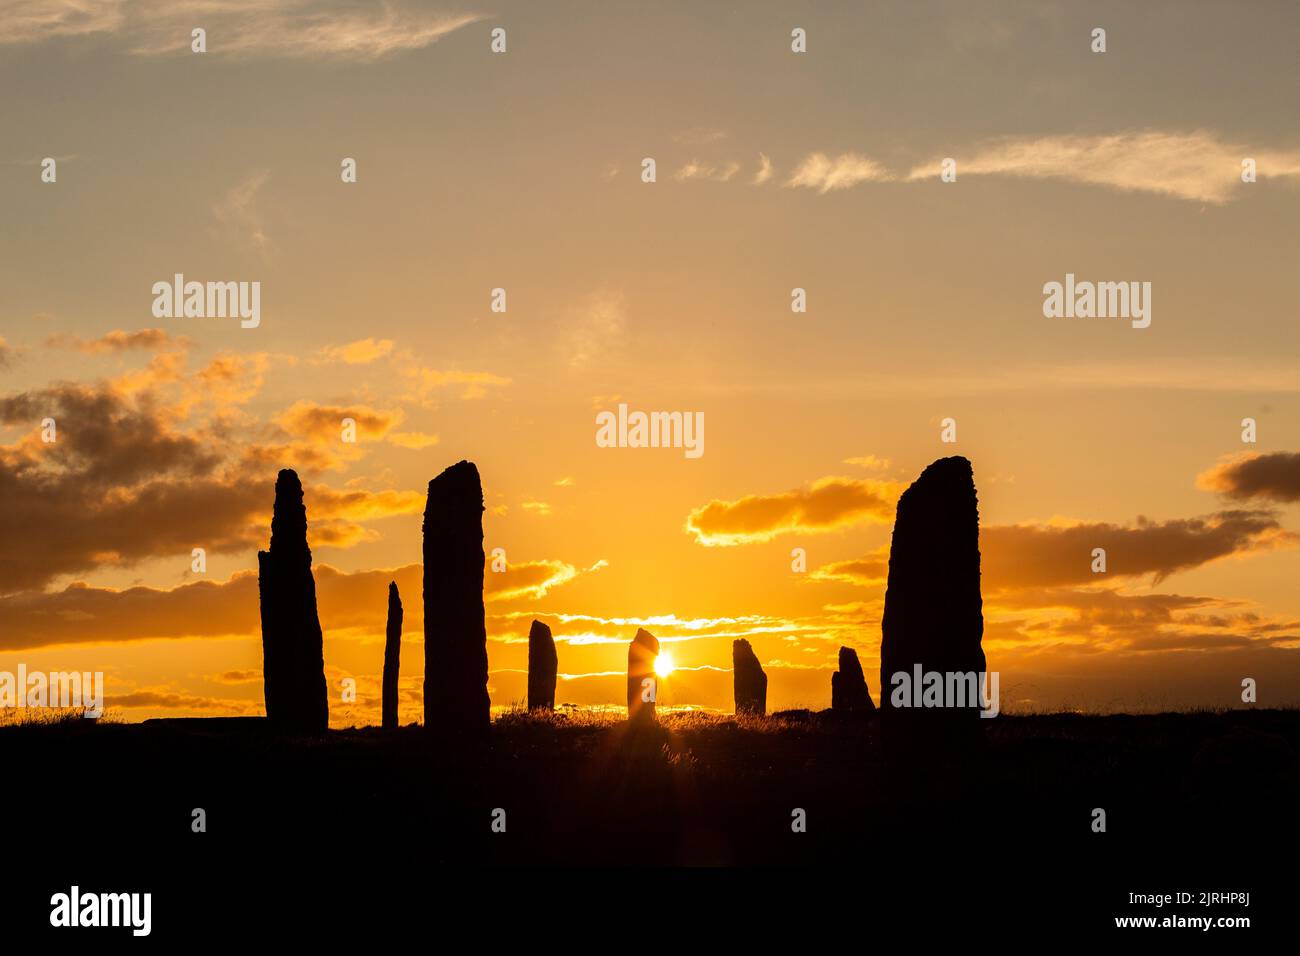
(879, 456, 986, 729)
(831, 646, 874, 713)
(732, 639, 768, 716)
(626, 628, 660, 723)
(382, 581, 403, 730)
(423, 461, 490, 732)
(527, 620, 557, 711)
(257, 469, 328, 733)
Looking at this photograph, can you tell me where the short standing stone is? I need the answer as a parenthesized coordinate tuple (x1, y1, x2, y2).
(732, 639, 768, 716)
(527, 620, 557, 711)
(831, 646, 874, 713)
(626, 628, 660, 723)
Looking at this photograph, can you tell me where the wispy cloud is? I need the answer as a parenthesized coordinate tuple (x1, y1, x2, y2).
(0, 1, 486, 61)
(785, 152, 894, 193)
(212, 170, 273, 258)
(558, 291, 626, 370)
(0, 0, 125, 45)
(317, 338, 395, 365)
(46, 328, 188, 353)
(672, 127, 728, 145)
(674, 159, 740, 182)
(0, 337, 21, 369)
(907, 130, 1300, 204)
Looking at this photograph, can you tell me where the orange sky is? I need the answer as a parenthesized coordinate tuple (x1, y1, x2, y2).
(2, 1, 1299, 723)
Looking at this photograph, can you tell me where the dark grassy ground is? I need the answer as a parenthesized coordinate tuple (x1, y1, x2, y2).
(3, 707, 1291, 937)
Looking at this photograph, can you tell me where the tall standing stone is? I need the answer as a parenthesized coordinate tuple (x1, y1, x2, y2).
(527, 620, 557, 712)
(626, 628, 660, 723)
(423, 460, 490, 732)
(382, 581, 403, 730)
(831, 646, 874, 713)
(732, 638, 768, 716)
(879, 456, 986, 730)
(257, 469, 328, 733)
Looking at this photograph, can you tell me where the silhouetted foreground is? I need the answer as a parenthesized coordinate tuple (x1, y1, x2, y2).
(6, 708, 1295, 865)
(4, 708, 1289, 938)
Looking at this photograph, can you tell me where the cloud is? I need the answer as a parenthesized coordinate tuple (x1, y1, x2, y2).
(211, 669, 261, 684)
(753, 153, 773, 185)
(276, 400, 403, 442)
(981, 511, 1293, 590)
(809, 549, 889, 587)
(908, 130, 1300, 204)
(0, 552, 600, 648)
(685, 476, 901, 546)
(672, 128, 728, 145)
(112, 688, 257, 714)
(317, 338, 394, 365)
(0, 370, 424, 591)
(0, 337, 19, 369)
(804, 504, 1290, 593)
(1197, 452, 1300, 503)
(557, 291, 627, 370)
(402, 367, 511, 403)
(674, 159, 740, 182)
(45, 328, 187, 353)
(212, 170, 273, 257)
(386, 431, 440, 450)
(0, 0, 125, 45)
(486, 558, 595, 602)
(843, 455, 891, 471)
(196, 352, 271, 406)
(0, 1, 484, 61)
(785, 152, 893, 193)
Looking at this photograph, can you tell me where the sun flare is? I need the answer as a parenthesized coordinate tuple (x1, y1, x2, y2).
(654, 653, 676, 678)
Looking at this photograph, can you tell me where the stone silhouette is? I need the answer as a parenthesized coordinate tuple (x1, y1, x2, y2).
(423, 461, 490, 732)
(879, 456, 986, 728)
(257, 469, 329, 733)
(732, 638, 768, 716)
(831, 646, 874, 713)
(626, 628, 660, 723)
(527, 620, 557, 712)
(382, 581, 403, 730)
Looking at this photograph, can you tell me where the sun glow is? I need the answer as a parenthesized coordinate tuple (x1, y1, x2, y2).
(654, 653, 676, 678)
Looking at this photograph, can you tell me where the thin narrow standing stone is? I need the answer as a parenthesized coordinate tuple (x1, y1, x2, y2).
(382, 581, 403, 730)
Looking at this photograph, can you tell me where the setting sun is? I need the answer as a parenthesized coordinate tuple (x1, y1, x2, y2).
(654, 653, 676, 678)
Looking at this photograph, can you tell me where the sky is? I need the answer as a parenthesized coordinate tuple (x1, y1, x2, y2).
(1, 0, 1299, 724)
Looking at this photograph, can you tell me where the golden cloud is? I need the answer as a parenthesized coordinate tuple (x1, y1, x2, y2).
(1197, 451, 1300, 503)
(685, 476, 901, 546)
